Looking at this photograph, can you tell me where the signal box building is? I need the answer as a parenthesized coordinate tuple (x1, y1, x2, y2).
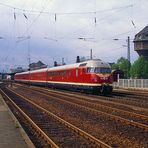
(134, 26, 148, 59)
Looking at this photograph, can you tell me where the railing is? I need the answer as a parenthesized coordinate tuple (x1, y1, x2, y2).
(113, 79, 148, 90)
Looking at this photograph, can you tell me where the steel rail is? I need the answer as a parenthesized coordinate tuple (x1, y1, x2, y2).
(104, 94, 148, 108)
(24, 86, 148, 112)
(13, 83, 148, 121)
(6, 87, 112, 148)
(114, 89, 148, 96)
(54, 91, 148, 121)
(34, 87, 148, 122)
(13, 83, 148, 112)
(0, 89, 59, 148)
(22, 86, 148, 131)
(22, 84, 148, 125)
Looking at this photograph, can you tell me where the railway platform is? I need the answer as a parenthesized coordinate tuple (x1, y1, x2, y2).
(0, 95, 29, 148)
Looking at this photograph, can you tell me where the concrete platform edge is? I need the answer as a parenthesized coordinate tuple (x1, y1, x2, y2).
(0, 94, 35, 148)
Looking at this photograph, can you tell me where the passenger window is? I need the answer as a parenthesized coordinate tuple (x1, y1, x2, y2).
(87, 67, 95, 73)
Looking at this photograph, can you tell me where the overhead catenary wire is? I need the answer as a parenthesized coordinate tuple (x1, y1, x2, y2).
(0, 2, 133, 15)
(14, 8, 16, 20)
(0, 1, 137, 68)
(58, 6, 133, 41)
(131, 20, 136, 28)
(0, 1, 134, 42)
(23, 11, 28, 20)
(20, 0, 52, 38)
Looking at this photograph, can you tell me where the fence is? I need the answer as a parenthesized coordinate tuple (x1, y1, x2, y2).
(113, 79, 148, 90)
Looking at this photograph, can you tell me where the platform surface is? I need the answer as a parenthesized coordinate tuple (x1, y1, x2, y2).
(0, 95, 29, 148)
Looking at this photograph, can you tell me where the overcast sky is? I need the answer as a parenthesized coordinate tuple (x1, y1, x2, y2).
(0, 0, 148, 72)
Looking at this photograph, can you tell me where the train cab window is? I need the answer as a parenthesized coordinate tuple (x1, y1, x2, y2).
(95, 67, 111, 74)
(87, 67, 111, 74)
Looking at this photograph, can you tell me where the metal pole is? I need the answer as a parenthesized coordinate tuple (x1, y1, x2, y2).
(62, 58, 64, 65)
(127, 36, 130, 78)
(28, 41, 31, 86)
(127, 36, 130, 63)
(90, 49, 93, 60)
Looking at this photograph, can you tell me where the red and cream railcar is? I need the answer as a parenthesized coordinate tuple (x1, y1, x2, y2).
(14, 59, 113, 93)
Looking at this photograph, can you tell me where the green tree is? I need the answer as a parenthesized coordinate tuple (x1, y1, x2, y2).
(111, 63, 119, 70)
(117, 57, 126, 64)
(143, 62, 148, 78)
(130, 56, 148, 78)
(130, 60, 138, 78)
(119, 58, 130, 78)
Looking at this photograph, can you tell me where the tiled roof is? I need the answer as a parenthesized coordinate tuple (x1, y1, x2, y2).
(137, 26, 148, 34)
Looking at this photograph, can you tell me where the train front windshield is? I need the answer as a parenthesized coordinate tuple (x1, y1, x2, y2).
(87, 67, 111, 74)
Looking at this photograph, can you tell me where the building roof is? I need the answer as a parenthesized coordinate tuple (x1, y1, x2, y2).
(29, 61, 46, 67)
(29, 60, 47, 70)
(134, 26, 148, 41)
(137, 25, 148, 34)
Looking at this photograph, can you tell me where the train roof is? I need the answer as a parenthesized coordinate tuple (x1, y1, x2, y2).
(15, 59, 111, 75)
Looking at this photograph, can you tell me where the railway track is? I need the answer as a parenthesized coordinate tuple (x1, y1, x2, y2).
(114, 88, 148, 98)
(7, 83, 148, 147)
(13, 83, 148, 108)
(111, 92, 148, 108)
(14, 84, 148, 129)
(22, 83, 148, 114)
(0, 87, 57, 148)
(35, 88, 148, 125)
(0, 86, 111, 148)
(110, 90, 148, 107)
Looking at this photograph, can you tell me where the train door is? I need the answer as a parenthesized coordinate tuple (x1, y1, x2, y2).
(79, 68, 83, 83)
(76, 68, 78, 77)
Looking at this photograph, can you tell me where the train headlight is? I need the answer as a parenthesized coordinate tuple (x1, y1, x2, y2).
(101, 77, 108, 80)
